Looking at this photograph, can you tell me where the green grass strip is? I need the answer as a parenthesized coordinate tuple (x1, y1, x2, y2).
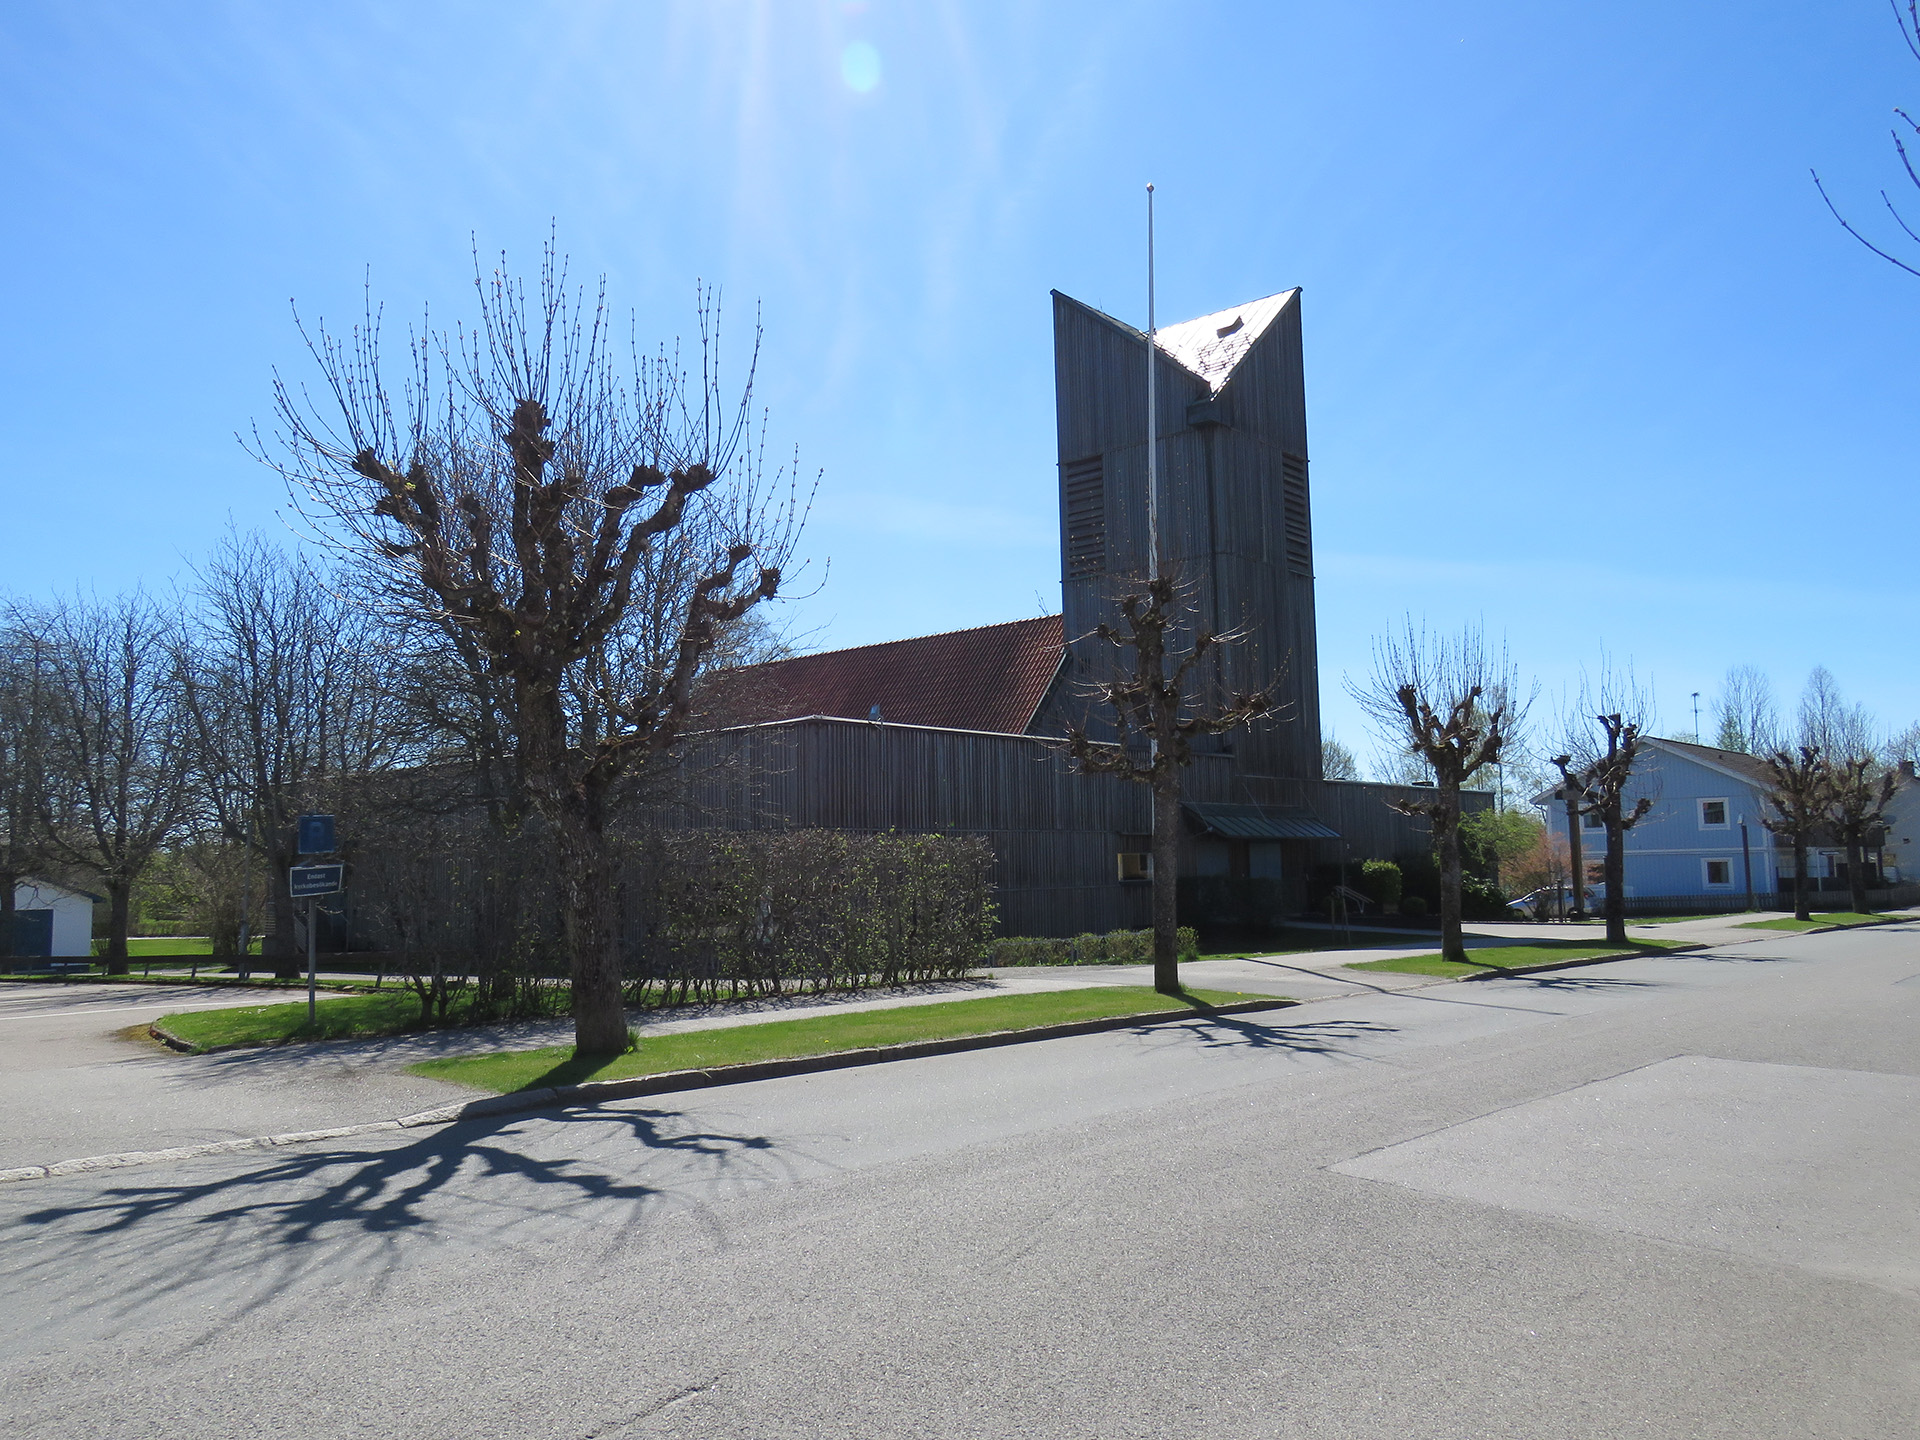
(410, 985, 1273, 1095)
(92, 938, 264, 957)
(157, 989, 442, 1051)
(1738, 912, 1903, 932)
(1346, 938, 1691, 979)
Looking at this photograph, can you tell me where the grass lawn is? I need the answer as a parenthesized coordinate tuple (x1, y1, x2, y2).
(1738, 912, 1903, 932)
(410, 985, 1275, 1094)
(95, 937, 263, 957)
(156, 988, 478, 1051)
(1346, 937, 1692, 980)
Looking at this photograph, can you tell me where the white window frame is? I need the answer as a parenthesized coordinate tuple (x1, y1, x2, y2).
(1703, 857, 1734, 889)
(1698, 798, 1731, 830)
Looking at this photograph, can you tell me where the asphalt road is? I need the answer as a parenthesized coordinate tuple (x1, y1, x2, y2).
(0, 983, 455, 1169)
(2, 925, 1915, 1439)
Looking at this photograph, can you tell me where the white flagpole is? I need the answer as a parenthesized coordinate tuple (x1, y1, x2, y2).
(1146, 182, 1159, 582)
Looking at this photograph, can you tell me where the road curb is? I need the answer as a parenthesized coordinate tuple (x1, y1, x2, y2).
(3, 996, 1298, 1186)
(149, 1024, 197, 1054)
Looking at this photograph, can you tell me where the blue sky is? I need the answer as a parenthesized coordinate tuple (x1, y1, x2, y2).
(2, 0, 1915, 767)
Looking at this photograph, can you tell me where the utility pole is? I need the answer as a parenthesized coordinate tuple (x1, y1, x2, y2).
(1692, 691, 1701, 742)
(1740, 817, 1755, 912)
(1562, 781, 1586, 921)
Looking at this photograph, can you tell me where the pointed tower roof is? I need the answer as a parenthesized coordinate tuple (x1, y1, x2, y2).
(1153, 289, 1298, 396)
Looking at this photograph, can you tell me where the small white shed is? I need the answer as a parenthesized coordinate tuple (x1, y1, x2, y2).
(12, 878, 99, 958)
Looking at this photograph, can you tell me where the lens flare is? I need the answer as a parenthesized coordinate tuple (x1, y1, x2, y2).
(841, 40, 881, 93)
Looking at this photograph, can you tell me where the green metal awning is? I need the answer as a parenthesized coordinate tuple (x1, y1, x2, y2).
(1182, 802, 1340, 841)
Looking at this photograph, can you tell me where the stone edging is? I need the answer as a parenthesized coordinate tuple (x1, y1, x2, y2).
(0, 996, 1298, 1185)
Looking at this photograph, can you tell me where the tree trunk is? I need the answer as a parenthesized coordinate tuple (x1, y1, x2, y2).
(1845, 838, 1869, 914)
(558, 818, 629, 1054)
(1603, 810, 1628, 946)
(1437, 786, 1465, 965)
(0, 867, 14, 963)
(268, 845, 300, 979)
(102, 879, 131, 975)
(1150, 773, 1182, 996)
(1792, 840, 1810, 922)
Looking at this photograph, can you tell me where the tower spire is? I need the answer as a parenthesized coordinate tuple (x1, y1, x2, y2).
(1145, 181, 1159, 582)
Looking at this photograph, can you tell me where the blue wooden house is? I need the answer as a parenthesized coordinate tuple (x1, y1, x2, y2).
(1532, 737, 1911, 909)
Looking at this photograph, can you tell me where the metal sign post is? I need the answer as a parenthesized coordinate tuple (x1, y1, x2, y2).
(293, 816, 337, 1026)
(307, 897, 317, 1024)
(289, 861, 344, 1028)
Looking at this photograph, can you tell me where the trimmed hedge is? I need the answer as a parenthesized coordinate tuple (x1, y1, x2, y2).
(988, 926, 1199, 967)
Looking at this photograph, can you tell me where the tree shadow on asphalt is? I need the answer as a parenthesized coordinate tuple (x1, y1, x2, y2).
(3, 1103, 784, 1327)
(1143, 1011, 1402, 1056)
(1486, 974, 1660, 993)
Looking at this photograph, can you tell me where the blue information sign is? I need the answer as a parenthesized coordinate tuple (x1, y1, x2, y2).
(297, 814, 336, 855)
(289, 864, 344, 898)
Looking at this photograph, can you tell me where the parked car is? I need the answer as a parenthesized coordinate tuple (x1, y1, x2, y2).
(1507, 884, 1596, 920)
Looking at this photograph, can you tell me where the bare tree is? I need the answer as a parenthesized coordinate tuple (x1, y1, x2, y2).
(1797, 666, 1876, 759)
(23, 592, 194, 971)
(1886, 720, 1920, 773)
(1711, 664, 1778, 755)
(1551, 718, 1653, 947)
(1815, 2, 1920, 276)
(1349, 623, 1528, 965)
(0, 630, 53, 962)
(1320, 733, 1361, 781)
(1761, 746, 1827, 922)
(268, 245, 807, 1054)
(177, 534, 402, 977)
(1064, 574, 1279, 995)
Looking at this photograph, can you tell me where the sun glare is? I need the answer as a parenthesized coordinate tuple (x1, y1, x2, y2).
(841, 40, 882, 93)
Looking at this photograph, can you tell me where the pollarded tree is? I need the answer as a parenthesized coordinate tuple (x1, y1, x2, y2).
(1349, 622, 1529, 966)
(1064, 573, 1280, 996)
(1551, 712, 1653, 947)
(269, 245, 807, 1054)
(1825, 752, 1897, 914)
(1761, 746, 1827, 922)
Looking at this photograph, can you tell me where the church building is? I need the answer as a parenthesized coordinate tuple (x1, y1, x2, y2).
(680, 287, 1440, 936)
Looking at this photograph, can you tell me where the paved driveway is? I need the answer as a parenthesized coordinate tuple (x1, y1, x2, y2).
(0, 982, 462, 1170)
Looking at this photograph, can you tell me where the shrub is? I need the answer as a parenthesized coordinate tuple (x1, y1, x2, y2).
(1399, 895, 1428, 918)
(1459, 875, 1511, 921)
(1357, 859, 1403, 911)
(987, 926, 1195, 967)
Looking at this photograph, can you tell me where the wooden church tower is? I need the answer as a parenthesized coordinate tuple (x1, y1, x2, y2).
(1050, 287, 1323, 781)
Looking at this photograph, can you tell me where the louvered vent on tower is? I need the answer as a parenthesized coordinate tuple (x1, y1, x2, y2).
(1063, 455, 1106, 577)
(1281, 453, 1311, 578)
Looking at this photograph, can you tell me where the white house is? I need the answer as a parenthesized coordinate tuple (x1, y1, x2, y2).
(11, 878, 98, 959)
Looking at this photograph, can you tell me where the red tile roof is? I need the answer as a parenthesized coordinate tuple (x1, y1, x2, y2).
(722, 615, 1065, 735)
